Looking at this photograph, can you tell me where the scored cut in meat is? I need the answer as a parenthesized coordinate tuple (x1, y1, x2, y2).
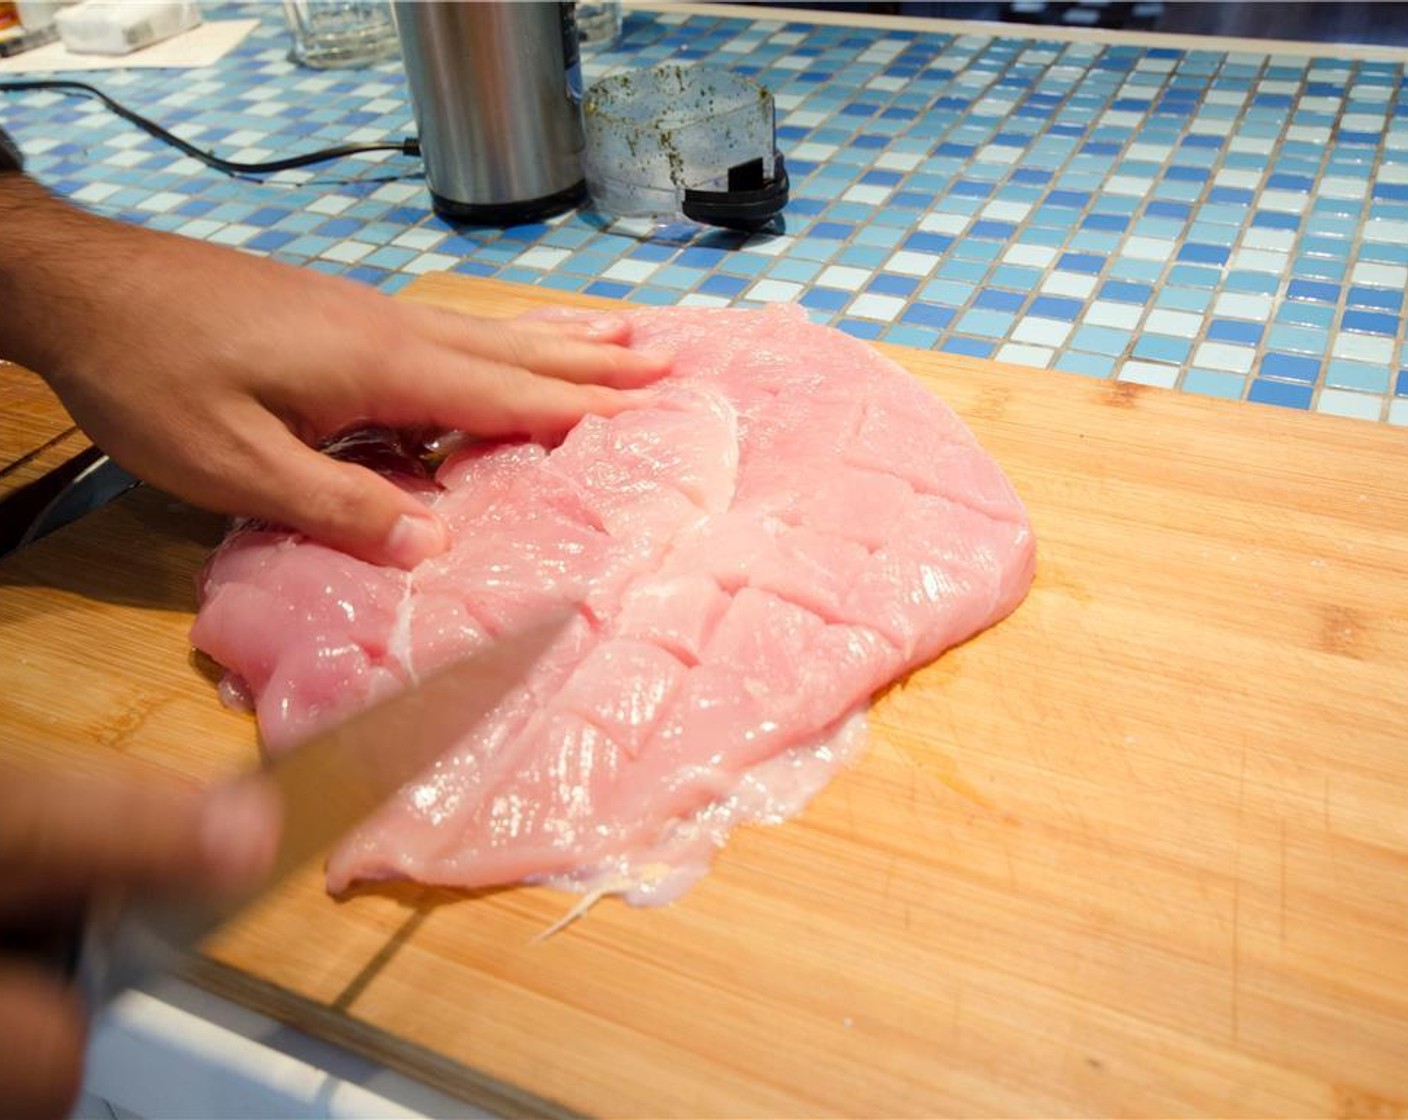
(190, 304, 1036, 904)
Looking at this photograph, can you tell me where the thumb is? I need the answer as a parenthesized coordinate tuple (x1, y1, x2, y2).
(248, 429, 449, 569)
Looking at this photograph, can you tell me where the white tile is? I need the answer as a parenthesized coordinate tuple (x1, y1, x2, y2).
(1241, 227, 1296, 252)
(1214, 168, 1263, 189)
(885, 250, 941, 277)
(1145, 309, 1203, 337)
(1231, 135, 1276, 153)
(919, 212, 970, 235)
(320, 239, 373, 262)
(1118, 360, 1179, 388)
(393, 227, 445, 251)
(1322, 177, 1368, 199)
(1332, 333, 1394, 363)
(1388, 399, 1408, 426)
(783, 110, 825, 127)
(875, 150, 923, 171)
(175, 218, 222, 239)
(1010, 316, 1071, 346)
(792, 141, 839, 161)
(515, 246, 570, 270)
(745, 233, 793, 257)
(1041, 272, 1097, 298)
(975, 144, 1020, 164)
(1258, 79, 1299, 94)
(1194, 341, 1255, 374)
(308, 194, 354, 216)
(1127, 143, 1171, 161)
(848, 293, 905, 321)
(1343, 113, 1386, 131)
(1299, 96, 1342, 112)
(1352, 262, 1408, 287)
(1214, 293, 1273, 320)
(1106, 175, 1154, 197)
(1230, 248, 1288, 273)
(1317, 388, 1384, 421)
(981, 199, 1030, 222)
(678, 293, 731, 308)
(1084, 301, 1142, 330)
(1100, 110, 1144, 128)
(1122, 236, 1176, 261)
(71, 182, 121, 204)
(866, 75, 907, 92)
(746, 279, 803, 303)
(404, 251, 461, 275)
(1003, 243, 1056, 267)
(818, 265, 871, 291)
(370, 181, 420, 203)
(1258, 190, 1307, 214)
(843, 184, 892, 204)
(1363, 219, 1408, 244)
(603, 258, 660, 283)
(997, 343, 1053, 368)
(1205, 90, 1247, 106)
(1378, 164, 1408, 185)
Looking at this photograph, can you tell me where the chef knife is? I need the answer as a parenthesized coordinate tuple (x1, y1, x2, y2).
(64, 610, 572, 1008)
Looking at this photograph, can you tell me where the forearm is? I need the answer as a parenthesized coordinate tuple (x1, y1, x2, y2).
(0, 170, 137, 382)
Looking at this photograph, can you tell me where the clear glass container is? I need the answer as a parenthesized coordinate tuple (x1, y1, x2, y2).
(282, 0, 398, 69)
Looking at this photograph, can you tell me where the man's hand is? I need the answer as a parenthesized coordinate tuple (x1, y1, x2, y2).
(0, 765, 278, 1119)
(0, 174, 669, 568)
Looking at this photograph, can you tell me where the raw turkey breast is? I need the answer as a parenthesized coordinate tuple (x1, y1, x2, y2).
(191, 304, 1036, 903)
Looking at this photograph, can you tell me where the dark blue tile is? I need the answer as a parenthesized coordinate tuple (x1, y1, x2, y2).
(968, 220, 1016, 240)
(901, 301, 954, 328)
(882, 107, 918, 122)
(934, 142, 976, 159)
(1181, 134, 1223, 149)
(699, 274, 747, 297)
(1113, 98, 1153, 112)
(852, 134, 888, 149)
(176, 198, 217, 217)
(1267, 173, 1314, 192)
(383, 205, 430, 226)
(246, 230, 294, 252)
(974, 288, 1024, 312)
(1253, 210, 1300, 230)
(1287, 279, 1340, 303)
(810, 221, 854, 240)
(1028, 295, 1082, 320)
(1208, 319, 1263, 345)
(1396, 369, 1408, 397)
(586, 280, 632, 299)
(862, 169, 902, 187)
(904, 231, 954, 253)
(789, 198, 826, 216)
(1339, 130, 1381, 146)
(246, 206, 291, 227)
(1081, 141, 1122, 157)
(1253, 93, 1294, 109)
(1178, 243, 1230, 265)
(1082, 213, 1130, 232)
(838, 319, 884, 340)
(1348, 285, 1405, 311)
(346, 265, 389, 286)
(1248, 378, 1313, 409)
(800, 286, 847, 310)
(869, 273, 919, 297)
(1010, 168, 1052, 185)
(1374, 182, 1408, 202)
(1261, 352, 1321, 383)
(942, 336, 995, 358)
(1100, 279, 1152, 304)
(1057, 252, 1105, 275)
(1342, 309, 1399, 335)
(1165, 165, 1209, 183)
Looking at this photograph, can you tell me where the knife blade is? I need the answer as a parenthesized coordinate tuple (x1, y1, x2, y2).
(70, 609, 572, 1008)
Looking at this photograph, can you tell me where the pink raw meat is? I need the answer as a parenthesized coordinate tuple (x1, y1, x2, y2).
(190, 305, 1035, 902)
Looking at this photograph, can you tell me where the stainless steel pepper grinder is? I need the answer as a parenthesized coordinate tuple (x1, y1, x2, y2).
(393, 1, 586, 224)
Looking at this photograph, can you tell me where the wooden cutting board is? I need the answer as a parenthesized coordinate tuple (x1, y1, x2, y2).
(2, 274, 1407, 1118)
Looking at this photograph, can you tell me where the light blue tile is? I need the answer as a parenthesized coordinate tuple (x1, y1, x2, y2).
(1325, 360, 1391, 393)
(988, 265, 1042, 290)
(921, 279, 976, 306)
(1155, 287, 1211, 313)
(1055, 350, 1116, 377)
(956, 308, 1016, 337)
(1183, 369, 1246, 400)
(1133, 334, 1192, 364)
(936, 259, 989, 283)
(1070, 325, 1131, 356)
(1266, 324, 1329, 355)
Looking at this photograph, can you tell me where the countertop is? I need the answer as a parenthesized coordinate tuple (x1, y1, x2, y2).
(5, 2, 1408, 427)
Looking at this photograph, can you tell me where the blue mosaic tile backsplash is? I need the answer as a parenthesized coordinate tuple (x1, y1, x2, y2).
(5, 4, 1408, 424)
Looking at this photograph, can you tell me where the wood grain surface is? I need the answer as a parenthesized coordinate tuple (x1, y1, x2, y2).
(2, 275, 1407, 1118)
(0, 360, 85, 500)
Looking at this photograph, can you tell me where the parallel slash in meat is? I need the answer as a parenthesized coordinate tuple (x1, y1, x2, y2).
(190, 305, 1036, 903)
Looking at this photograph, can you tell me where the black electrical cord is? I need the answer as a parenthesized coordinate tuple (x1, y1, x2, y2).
(0, 78, 420, 174)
